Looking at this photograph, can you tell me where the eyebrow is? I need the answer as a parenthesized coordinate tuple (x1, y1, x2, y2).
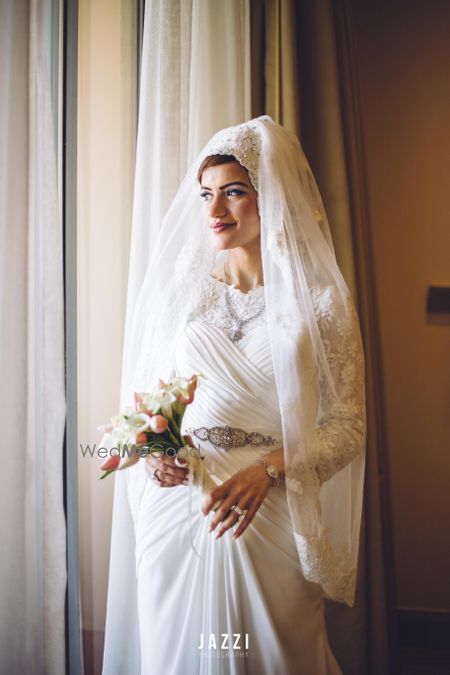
(200, 181, 250, 191)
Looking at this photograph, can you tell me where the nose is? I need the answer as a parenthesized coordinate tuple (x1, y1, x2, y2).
(208, 193, 228, 219)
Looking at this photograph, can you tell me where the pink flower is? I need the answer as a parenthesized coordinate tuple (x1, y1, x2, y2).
(134, 392, 153, 415)
(135, 431, 148, 445)
(149, 415, 169, 433)
(100, 445, 140, 475)
(100, 454, 121, 472)
(178, 375, 198, 404)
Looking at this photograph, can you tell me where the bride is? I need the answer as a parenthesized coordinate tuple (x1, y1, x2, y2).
(102, 116, 366, 674)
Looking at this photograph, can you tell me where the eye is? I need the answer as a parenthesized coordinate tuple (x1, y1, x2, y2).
(226, 188, 245, 197)
(200, 191, 212, 201)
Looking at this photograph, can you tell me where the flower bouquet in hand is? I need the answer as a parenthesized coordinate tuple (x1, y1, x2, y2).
(98, 375, 218, 496)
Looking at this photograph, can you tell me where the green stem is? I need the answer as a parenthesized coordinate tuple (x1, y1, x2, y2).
(167, 428, 181, 447)
(170, 415, 181, 438)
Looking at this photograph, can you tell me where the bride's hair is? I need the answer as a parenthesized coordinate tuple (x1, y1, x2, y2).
(197, 154, 240, 183)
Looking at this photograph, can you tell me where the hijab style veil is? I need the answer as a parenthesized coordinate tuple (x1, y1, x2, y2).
(102, 115, 366, 672)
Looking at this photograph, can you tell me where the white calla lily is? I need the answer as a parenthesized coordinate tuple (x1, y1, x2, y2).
(125, 412, 152, 433)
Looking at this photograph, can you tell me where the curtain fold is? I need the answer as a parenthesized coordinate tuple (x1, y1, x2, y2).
(295, 0, 358, 299)
(250, 0, 301, 137)
(0, 1, 66, 673)
(250, 0, 394, 673)
(123, 0, 251, 332)
(332, 2, 398, 671)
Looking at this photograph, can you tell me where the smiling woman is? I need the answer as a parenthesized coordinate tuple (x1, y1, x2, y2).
(102, 117, 366, 675)
(199, 158, 262, 290)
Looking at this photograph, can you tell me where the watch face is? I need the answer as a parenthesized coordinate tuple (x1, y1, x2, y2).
(267, 465, 278, 479)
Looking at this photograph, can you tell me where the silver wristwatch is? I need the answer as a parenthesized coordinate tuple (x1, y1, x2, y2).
(256, 458, 281, 487)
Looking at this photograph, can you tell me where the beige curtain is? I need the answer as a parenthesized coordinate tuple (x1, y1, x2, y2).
(250, 1, 395, 673)
(250, 0, 300, 137)
(0, 1, 66, 673)
(124, 0, 251, 327)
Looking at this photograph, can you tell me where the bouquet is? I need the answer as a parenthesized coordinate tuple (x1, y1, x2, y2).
(98, 375, 218, 496)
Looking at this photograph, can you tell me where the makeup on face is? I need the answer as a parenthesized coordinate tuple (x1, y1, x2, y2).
(200, 163, 260, 251)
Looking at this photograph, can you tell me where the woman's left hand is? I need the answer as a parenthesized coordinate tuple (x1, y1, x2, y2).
(201, 464, 273, 540)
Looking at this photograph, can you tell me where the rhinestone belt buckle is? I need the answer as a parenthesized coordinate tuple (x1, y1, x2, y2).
(185, 425, 277, 452)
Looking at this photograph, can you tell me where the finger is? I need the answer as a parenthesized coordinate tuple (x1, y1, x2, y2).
(208, 495, 240, 532)
(232, 499, 260, 540)
(182, 434, 195, 448)
(211, 498, 224, 512)
(161, 465, 190, 481)
(149, 467, 186, 488)
(147, 447, 165, 459)
(200, 496, 225, 514)
(158, 480, 181, 488)
(201, 485, 228, 516)
(214, 509, 243, 539)
(174, 456, 189, 467)
(163, 454, 190, 470)
(159, 469, 189, 486)
(145, 464, 188, 487)
(149, 456, 189, 481)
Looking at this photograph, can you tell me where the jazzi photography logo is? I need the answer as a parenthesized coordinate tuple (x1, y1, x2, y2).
(198, 633, 249, 660)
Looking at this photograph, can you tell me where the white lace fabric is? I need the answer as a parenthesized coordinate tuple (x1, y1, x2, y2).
(206, 122, 261, 190)
(189, 276, 266, 340)
(188, 276, 364, 605)
(281, 283, 365, 605)
(311, 285, 365, 485)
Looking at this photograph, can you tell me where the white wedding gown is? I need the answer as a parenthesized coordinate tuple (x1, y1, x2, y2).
(134, 278, 342, 675)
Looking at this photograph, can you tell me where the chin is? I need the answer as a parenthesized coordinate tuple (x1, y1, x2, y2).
(212, 235, 238, 251)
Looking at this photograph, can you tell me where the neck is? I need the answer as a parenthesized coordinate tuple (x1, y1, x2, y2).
(225, 243, 263, 292)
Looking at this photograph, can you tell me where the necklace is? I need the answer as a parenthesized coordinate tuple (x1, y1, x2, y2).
(222, 283, 265, 342)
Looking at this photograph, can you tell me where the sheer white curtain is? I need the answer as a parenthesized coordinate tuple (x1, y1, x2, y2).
(0, 2, 66, 674)
(102, 1, 250, 672)
(124, 0, 251, 324)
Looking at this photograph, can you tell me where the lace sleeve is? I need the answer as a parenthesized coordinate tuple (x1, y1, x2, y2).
(311, 286, 365, 485)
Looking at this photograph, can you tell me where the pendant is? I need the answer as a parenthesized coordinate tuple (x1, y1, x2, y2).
(229, 327, 243, 342)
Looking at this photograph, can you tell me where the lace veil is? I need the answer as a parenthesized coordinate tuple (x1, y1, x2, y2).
(103, 116, 366, 670)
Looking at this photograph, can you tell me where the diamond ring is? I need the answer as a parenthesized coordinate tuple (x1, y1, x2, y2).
(231, 505, 245, 517)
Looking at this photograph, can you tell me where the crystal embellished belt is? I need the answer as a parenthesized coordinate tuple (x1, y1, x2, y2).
(185, 425, 277, 452)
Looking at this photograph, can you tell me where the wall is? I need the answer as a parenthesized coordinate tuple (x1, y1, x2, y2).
(351, 0, 450, 611)
(77, 0, 136, 671)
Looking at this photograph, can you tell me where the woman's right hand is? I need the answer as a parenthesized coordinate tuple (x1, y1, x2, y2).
(145, 450, 190, 488)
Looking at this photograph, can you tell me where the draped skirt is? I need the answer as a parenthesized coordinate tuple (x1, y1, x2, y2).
(135, 441, 341, 675)
(134, 320, 342, 674)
